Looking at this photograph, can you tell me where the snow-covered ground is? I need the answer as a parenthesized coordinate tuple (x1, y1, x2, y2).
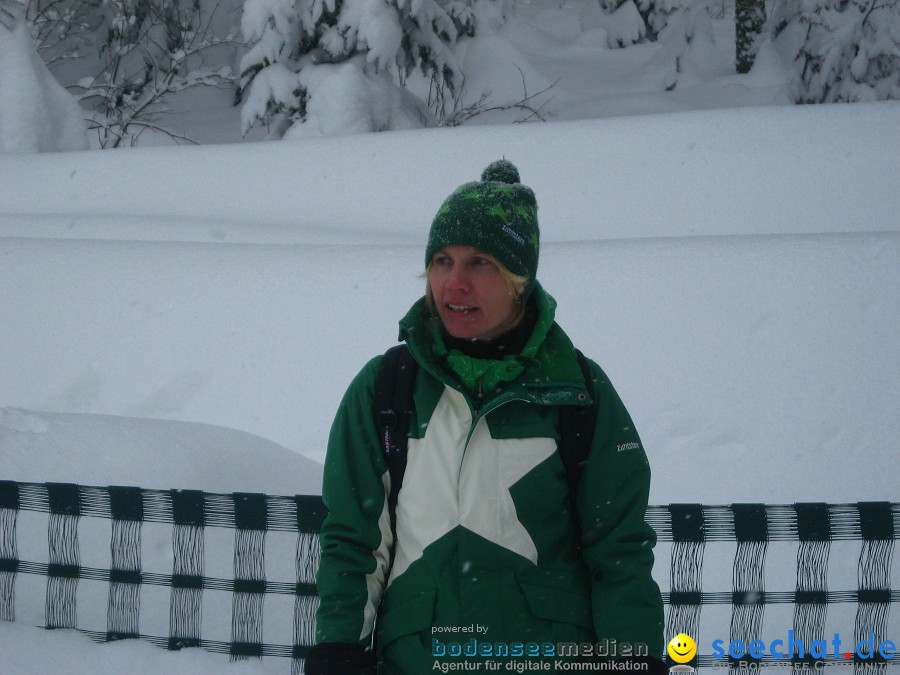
(3, 102, 897, 505)
(1, 1, 899, 671)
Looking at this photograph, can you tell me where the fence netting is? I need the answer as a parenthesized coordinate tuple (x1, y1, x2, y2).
(0, 481, 897, 673)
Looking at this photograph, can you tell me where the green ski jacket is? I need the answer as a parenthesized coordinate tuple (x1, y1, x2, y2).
(315, 283, 663, 673)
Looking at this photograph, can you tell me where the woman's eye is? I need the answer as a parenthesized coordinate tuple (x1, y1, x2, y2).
(471, 257, 489, 266)
(433, 255, 451, 266)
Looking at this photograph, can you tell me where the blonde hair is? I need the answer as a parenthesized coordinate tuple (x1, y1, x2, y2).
(423, 261, 528, 323)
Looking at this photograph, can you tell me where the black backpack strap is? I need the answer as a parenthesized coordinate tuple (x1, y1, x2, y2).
(557, 349, 598, 552)
(371, 344, 418, 651)
(373, 344, 418, 546)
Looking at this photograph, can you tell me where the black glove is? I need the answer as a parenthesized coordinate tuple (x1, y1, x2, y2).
(305, 642, 377, 675)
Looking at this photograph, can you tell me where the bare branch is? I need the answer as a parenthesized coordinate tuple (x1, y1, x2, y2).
(126, 119, 199, 146)
(440, 67, 558, 127)
(60, 0, 237, 148)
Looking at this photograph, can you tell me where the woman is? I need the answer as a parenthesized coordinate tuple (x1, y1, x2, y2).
(307, 160, 665, 675)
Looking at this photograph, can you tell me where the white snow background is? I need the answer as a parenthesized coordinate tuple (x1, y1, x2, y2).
(1, 1, 899, 672)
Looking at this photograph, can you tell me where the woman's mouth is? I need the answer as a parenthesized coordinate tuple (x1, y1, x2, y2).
(447, 304, 477, 314)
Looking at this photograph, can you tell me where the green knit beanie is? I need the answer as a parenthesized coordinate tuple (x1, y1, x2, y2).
(425, 159, 539, 296)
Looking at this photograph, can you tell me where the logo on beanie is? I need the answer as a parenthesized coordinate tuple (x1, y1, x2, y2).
(502, 223, 526, 246)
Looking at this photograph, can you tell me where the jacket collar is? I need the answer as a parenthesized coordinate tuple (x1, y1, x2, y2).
(398, 281, 592, 408)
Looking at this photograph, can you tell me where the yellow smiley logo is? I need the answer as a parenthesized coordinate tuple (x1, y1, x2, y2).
(667, 633, 697, 663)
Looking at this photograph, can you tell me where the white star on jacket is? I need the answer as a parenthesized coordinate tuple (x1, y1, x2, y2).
(387, 385, 557, 583)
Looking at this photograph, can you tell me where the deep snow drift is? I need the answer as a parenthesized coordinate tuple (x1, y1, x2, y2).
(0, 19, 88, 153)
(1, 103, 898, 506)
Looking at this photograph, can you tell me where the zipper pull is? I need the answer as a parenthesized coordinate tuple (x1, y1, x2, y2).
(477, 377, 484, 401)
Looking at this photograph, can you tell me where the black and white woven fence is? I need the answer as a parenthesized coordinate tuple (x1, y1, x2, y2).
(0, 481, 325, 674)
(651, 502, 898, 672)
(0, 481, 897, 673)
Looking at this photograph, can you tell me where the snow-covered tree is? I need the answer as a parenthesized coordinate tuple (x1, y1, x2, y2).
(586, 0, 647, 49)
(772, 0, 899, 103)
(735, 0, 765, 73)
(648, 0, 718, 90)
(635, 0, 686, 39)
(70, 0, 236, 147)
(237, 0, 480, 138)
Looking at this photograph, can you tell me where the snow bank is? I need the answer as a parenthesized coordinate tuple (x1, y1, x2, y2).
(0, 19, 88, 153)
(1, 103, 897, 242)
(0, 408, 322, 494)
(0, 104, 896, 506)
(1, 230, 896, 504)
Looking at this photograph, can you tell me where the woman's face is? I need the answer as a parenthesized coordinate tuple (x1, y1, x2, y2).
(428, 246, 520, 341)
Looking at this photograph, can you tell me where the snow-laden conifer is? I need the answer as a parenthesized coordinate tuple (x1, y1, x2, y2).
(591, 0, 647, 49)
(238, 0, 480, 138)
(636, 0, 686, 39)
(735, 0, 766, 73)
(773, 0, 899, 103)
(648, 0, 718, 90)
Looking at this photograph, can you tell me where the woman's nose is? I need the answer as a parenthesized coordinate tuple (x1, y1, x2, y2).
(446, 265, 469, 291)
